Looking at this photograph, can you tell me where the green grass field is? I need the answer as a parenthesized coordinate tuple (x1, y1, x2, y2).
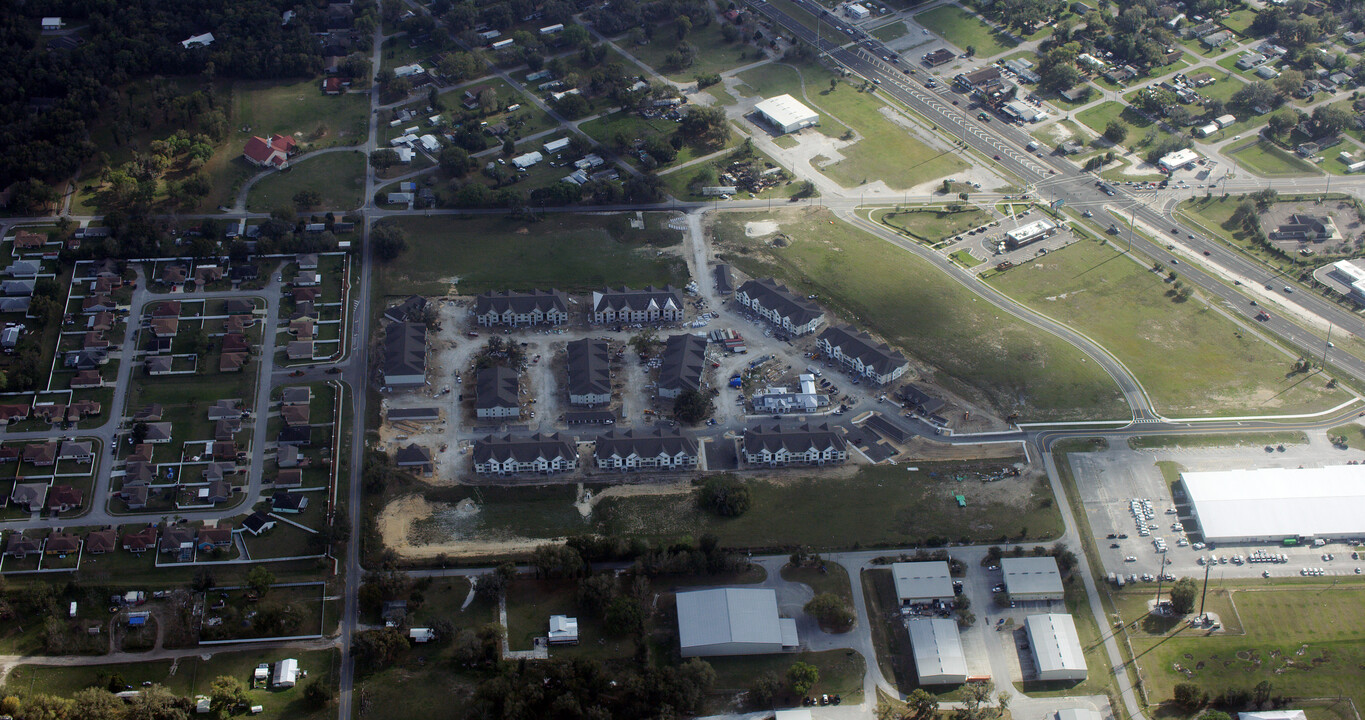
(871, 21, 909, 42)
(715, 208, 1124, 420)
(579, 110, 736, 171)
(1126, 431, 1308, 450)
(708, 650, 865, 707)
(1076, 101, 1153, 149)
(987, 239, 1349, 416)
(1230, 140, 1322, 177)
(245, 151, 367, 213)
(232, 78, 370, 149)
(371, 213, 688, 300)
(1128, 584, 1365, 715)
(914, 6, 1017, 57)
(735, 63, 968, 189)
(878, 207, 993, 242)
(1329, 423, 1365, 449)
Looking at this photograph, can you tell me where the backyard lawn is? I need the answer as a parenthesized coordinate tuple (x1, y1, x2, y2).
(986, 239, 1349, 416)
(372, 213, 689, 299)
(245, 151, 367, 213)
(914, 6, 1017, 57)
(714, 208, 1124, 420)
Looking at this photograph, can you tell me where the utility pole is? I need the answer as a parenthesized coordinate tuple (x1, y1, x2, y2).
(1198, 560, 1211, 619)
(1322, 323, 1333, 367)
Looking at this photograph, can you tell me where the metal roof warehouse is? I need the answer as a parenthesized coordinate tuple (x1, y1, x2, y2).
(1181, 465, 1365, 543)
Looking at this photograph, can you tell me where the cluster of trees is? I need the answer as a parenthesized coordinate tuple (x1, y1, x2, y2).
(804, 593, 855, 632)
(672, 387, 714, 423)
(1173, 680, 1291, 713)
(982, 543, 1079, 576)
(469, 656, 716, 719)
(975, 0, 1066, 35)
(0, 0, 360, 187)
(698, 476, 751, 517)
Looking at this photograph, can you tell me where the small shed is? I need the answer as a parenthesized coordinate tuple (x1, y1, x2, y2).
(548, 615, 579, 645)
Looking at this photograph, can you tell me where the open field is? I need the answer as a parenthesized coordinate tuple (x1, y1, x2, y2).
(735, 64, 968, 188)
(986, 239, 1349, 416)
(372, 213, 689, 300)
(390, 461, 1060, 561)
(1329, 423, 1365, 449)
(914, 6, 1016, 57)
(1230, 140, 1322, 177)
(1076, 102, 1153, 149)
(707, 650, 866, 707)
(713, 207, 1125, 420)
(245, 151, 367, 213)
(1125, 583, 1365, 715)
(232, 79, 370, 149)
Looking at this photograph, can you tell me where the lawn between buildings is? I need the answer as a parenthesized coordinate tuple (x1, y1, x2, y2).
(619, 18, 761, 82)
(6, 648, 339, 720)
(712, 207, 1126, 421)
(984, 237, 1351, 417)
(1229, 140, 1322, 178)
(1119, 581, 1365, 718)
(733, 63, 969, 190)
(370, 212, 690, 300)
(245, 150, 368, 213)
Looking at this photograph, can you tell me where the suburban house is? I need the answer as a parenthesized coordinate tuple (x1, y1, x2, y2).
(160, 526, 195, 560)
(566, 339, 612, 406)
(244, 512, 277, 536)
(274, 468, 304, 487)
(816, 326, 910, 385)
(472, 289, 569, 327)
(10, 483, 47, 512)
(593, 427, 699, 471)
(271, 491, 309, 514)
(475, 366, 521, 419)
(197, 526, 232, 551)
(122, 526, 159, 552)
(58, 440, 92, 463)
(281, 404, 310, 428)
(282, 387, 311, 406)
(242, 134, 297, 169)
(657, 334, 707, 400)
(734, 279, 825, 336)
(5, 533, 40, 559)
(742, 423, 849, 466)
(381, 322, 427, 387)
(589, 286, 684, 324)
(86, 529, 116, 554)
(23, 442, 57, 466)
(472, 433, 578, 475)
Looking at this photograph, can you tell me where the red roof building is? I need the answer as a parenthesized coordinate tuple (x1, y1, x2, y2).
(323, 77, 344, 94)
(242, 134, 297, 168)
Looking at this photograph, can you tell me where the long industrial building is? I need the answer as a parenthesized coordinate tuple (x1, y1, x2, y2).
(676, 587, 799, 657)
(906, 618, 968, 684)
(1001, 556, 1064, 601)
(891, 561, 955, 605)
(1181, 465, 1365, 543)
(1025, 613, 1087, 682)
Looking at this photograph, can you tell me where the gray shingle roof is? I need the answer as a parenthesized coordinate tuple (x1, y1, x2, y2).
(591, 285, 683, 316)
(472, 433, 575, 464)
(736, 278, 822, 327)
(476, 365, 520, 410)
(473, 289, 567, 316)
(566, 339, 611, 398)
(818, 325, 908, 376)
(658, 334, 706, 395)
(593, 427, 697, 462)
(382, 322, 426, 381)
(742, 422, 846, 454)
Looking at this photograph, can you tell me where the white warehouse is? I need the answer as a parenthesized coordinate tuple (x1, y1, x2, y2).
(676, 587, 799, 657)
(1025, 613, 1087, 682)
(754, 95, 819, 134)
(1001, 556, 1064, 602)
(892, 561, 955, 605)
(1182, 465, 1365, 543)
(907, 618, 968, 684)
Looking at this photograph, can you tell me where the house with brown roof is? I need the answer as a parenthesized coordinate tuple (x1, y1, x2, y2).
(293, 301, 318, 320)
(0, 445, 19, 463)
(23, 442, 57, 466)
(12, 230, 45, 250)
(274, 468, 303, 487)
(82, 331, 108, 351)
(128, 443, 154, 463)
(67, 400, 100, 422)
(242, 134, 295, 168)
(194, 266, 223, 286)
(159, 526, 195, 559)
(289, 319, 314, 340)
(47, 485, 82, 513)
(142, 422, 173, 443)
(205, 479, 232, 503)
(88, 311, 114, 331)
(10, 483, 47, 512)
(82, 295, 116, 313)
(121, 526, 158, 552)
(152, 301, 181, 318)
(219, 352, 248, 373)
(292, 287, 318, 304)
(281, 404, 310, 428)
(6, 532, 40, 558)
(161, 265, 188, 285)
(92, 276, 120, 294)
(226, 314, 255, 333)
(197, 526, 232, 550)
(222, 333, 250, 353)
(287, 341, 314, 360)
(123, 460, 155, 486)
(149, 317, 179, 338)
(214, 418, 241, 442)
(0, 404, 30, 424)
(31, 404, 65, 424)
(212, 441, 239, 461)
(71, 369, 103, 389)
(59, 440, 92, 463)
(85, 529, 116, 554)
(45, 532, 79, 555)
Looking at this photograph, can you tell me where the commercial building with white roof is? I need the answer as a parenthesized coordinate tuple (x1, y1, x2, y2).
(1025, 613, 1087, 681)
(1159, 148, 1200, 172)
(1328, 260, 1365, 303)
(907, 618, 968, 684)
(1239, 711, 1306, 720)
(676, 587, 799, 656)
(754, 95, 820, 134)
(1181, 465, 1365, 543)
(1001, 556, 1064, 601)
(1004, 219, 1056, 249)
(891, 561, 955, 605)
(1057, 709, 1103, 720)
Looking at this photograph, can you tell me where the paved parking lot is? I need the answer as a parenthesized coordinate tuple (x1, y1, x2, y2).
(1067, 437, 1365, 584)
